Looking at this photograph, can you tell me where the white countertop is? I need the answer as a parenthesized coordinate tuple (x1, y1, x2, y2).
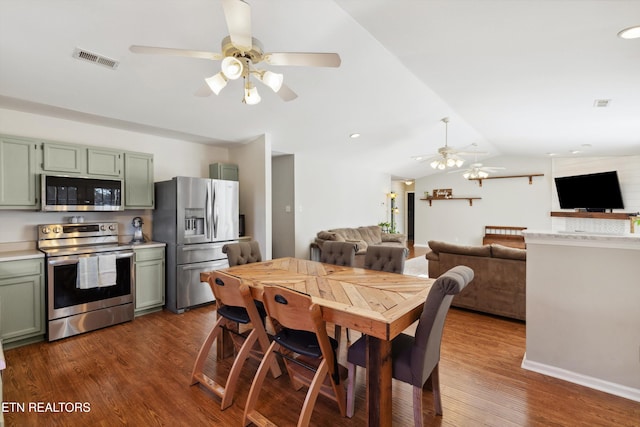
(0, 249, 44, 262)
(524, 230, 640, 250)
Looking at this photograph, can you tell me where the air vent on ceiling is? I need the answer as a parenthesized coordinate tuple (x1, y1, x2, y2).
(73, 48, 119, 70)
(593, 99, 611, 108)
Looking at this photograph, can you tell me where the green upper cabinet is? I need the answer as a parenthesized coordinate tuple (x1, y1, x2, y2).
(209, 162, 239, 181)
(87, 148, 123, 177)
(0, 136, 38, 208)
(124, 152, 154, 209)
(42, 142, 85, 174)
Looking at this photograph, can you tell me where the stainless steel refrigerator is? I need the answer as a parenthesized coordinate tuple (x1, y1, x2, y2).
(153, 176, 239, 313)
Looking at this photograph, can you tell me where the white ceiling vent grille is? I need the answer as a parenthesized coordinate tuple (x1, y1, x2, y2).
(73, 48, 119, 70)
(593, 99, 611, 108)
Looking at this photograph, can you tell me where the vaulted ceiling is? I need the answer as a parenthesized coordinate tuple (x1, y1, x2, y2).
(1, 0, 639, 180)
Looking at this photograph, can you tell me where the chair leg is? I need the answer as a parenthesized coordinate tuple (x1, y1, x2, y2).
(431, 363, 442, 416)
(243, 340, 279, 427)
(413, 386, 424, 427)
(297, 359, 329, 427)
(346, 362, 356, 417)
(190, 316, 225, 385)
(219, 328, 259, 410)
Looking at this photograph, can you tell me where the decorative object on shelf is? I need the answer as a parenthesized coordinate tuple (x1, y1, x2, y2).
(129, 0, 340, 105)
(432, 188, 453, 199)
(630, 216, 640, 233)
(469, 173, 544, 187)
(423, 191, 430, 198)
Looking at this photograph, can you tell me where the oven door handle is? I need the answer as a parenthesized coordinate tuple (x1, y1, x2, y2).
(47, 251, 134, 265)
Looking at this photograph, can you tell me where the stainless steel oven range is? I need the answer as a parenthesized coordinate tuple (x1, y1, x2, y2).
(37, 222, 134, 341)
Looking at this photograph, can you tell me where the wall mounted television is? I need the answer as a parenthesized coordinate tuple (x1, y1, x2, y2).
(554, 171, 624, 212)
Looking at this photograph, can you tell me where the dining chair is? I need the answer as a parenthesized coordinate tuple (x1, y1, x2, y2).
(190, 271, 281, 410)
(223, 241, 262, 267)
(345, 265, 474, 426)
(320, 241, 357, 266)
(363, 245, 407, 273)
(243, 285, 347, 427)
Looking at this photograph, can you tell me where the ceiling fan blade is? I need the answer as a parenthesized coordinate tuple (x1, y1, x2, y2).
(264, 52, 341, 67)
(276, 83, 298, 102)
(129, 45, 223, 61)
(221, 0, 252, 51)
(455, 150, 489, 156)
(194, 84, 213, 97)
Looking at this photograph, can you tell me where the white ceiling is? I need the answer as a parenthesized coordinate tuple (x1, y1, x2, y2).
(1, 0, 639, 180)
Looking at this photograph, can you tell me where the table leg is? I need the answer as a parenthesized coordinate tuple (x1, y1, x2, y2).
(366, 335, 392, 427)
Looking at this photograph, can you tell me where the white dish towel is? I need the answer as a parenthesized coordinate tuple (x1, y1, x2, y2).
(76, 256, 99, 289)
(98, 254, 117, 287)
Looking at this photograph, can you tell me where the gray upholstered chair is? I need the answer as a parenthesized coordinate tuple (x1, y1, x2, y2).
(363, 245, 407, 273)
(222, 241, 262, 267)
(345, 265, 474, 425)
(320, 241, 357, 266)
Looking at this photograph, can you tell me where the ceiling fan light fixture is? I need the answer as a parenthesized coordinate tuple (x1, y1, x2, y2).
(430, 160, 440, 169)
(479, 171, 489, 179)
(437, 162, 446, 170)
(463, 172, 470, 179)
(205, 72, 228, 95)
(221, 56, 244, 80)
(446, 157, 456, 168)
(618, 25, 640, 39)
(261, 70, 284, 92)
(455, 158, 464, 167)
(243, 83, 261, 105)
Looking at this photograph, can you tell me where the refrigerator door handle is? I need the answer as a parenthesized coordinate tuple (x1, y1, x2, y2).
(205, 184, 211, 240)
(212, 182, 218, 239)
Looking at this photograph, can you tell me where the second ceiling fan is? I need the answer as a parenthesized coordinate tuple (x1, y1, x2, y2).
(129, 0, 341, 104)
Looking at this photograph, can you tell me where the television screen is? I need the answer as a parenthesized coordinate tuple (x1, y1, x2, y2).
(554, 171, 624, 211)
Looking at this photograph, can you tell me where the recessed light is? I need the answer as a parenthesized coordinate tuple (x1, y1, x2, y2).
(618, 25, 640, 39)
(414, 156, 423, 161)
(349, 133, 361, 139)
(593, 99, 611, 108)
(570, 150, 581, 154)
(546, 152, 557, 156)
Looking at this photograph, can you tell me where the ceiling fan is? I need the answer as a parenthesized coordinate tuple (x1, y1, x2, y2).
(413, 117, 488, 169)
(129, 0, 341, 105)
(449, 162, 505, 179)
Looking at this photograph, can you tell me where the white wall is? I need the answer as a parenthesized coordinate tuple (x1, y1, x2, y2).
(0, 108, 230, 244)
(293, 152, 390, 259)
(229, 135, 271, 259)
(413, 156, 553, 246)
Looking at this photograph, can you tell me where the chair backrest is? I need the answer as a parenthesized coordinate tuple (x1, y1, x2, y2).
(208, 271, 263, 325)
(223, 241, 262, 267)
(363, 245, 406, 273)
(261, 286, 337, 375)
(410, 265, 474, 386)
(320, 241, 357, 266)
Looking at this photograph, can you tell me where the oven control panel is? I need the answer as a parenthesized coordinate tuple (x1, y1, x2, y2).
(38, 222, 119, 239)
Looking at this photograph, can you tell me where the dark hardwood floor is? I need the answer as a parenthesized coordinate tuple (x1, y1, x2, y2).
(3, 259, 639, 426)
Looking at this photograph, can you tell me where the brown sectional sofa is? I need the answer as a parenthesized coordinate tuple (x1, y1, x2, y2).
(311, 225, 407, 268)
(426, 240, 526, 321)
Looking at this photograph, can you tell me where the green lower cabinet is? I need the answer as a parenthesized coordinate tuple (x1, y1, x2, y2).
(134, 247, 165, 316)
(0, 258, 45, 348)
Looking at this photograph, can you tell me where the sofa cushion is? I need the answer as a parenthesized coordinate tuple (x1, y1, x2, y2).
(491, 244, 527, 261)
(357, 226, 383, 245)
(428, 240, 492, 257)
(346, 239, 368, 254)
(317, 230, 344, 242)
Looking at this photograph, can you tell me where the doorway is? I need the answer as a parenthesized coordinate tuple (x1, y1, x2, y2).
(407, 191, 415, 240)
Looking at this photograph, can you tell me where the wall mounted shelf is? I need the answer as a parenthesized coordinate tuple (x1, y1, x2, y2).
(469, 173, 544, 187)
(550, 211, 635, 220)
(420, 197, 481, 206)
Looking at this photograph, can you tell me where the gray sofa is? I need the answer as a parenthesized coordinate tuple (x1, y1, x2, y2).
(426, 240, 526, 321)
(311, 225, 407, 268)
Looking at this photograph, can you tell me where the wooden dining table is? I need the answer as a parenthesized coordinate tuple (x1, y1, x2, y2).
(200, 257, 434, 427)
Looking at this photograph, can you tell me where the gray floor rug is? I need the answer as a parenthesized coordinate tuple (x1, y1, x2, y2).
(403, 256, 429, 278)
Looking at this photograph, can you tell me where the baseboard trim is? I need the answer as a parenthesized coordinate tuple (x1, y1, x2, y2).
(521, 354, 640, 403)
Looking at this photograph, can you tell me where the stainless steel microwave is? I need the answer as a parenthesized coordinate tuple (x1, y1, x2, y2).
(41, 174, 124, 211)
